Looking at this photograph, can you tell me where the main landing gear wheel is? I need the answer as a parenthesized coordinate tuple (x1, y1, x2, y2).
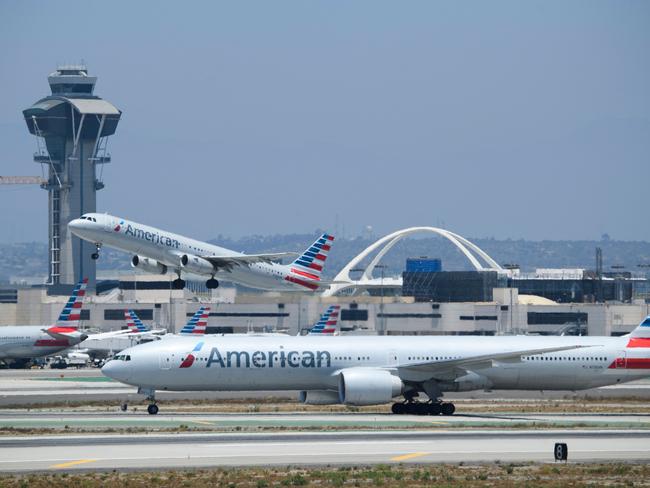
(391, 401, 456, 416)
(206, 278, 219, 289)
(147, 404, 159, 415)
(441, 402, 456, 416)
(391, 403, 406, 414)
(172, 278, 186, 290)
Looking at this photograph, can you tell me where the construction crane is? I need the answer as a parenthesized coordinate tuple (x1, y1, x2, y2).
(0, 176, 47, 186)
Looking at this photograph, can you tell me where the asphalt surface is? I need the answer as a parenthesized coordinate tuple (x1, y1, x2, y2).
(0, 429, 648, 471)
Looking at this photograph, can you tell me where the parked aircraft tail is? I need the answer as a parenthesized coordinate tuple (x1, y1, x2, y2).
(180, 306, 210, 335)
(55, 278, 88, 327)
(308, 305, 341, 335)
(125, 310, 150, 333)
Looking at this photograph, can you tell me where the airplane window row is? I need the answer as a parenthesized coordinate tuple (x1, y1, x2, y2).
(113, 354, 131, 361)
(525, 356, 607, 361)
(80, 216, 97, 222)
(408, 356, 458, 361)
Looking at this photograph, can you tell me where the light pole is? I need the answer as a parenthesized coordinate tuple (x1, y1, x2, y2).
(375, 265, 387, 336)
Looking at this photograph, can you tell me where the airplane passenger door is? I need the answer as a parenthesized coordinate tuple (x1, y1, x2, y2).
(160, 351, 174, 370)
(103, 216, 115, 233)
(614, 351, 627, 370)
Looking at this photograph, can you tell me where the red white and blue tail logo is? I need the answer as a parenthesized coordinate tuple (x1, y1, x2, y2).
(308, 305, 341, 335)
(180, 306, 210, 335)
(286, 233, 335, 291)
(55, 278, 88, 327)
(125, 310, 150, 333)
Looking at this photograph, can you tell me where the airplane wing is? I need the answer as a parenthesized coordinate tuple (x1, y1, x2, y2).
(86, 330, 132, 340)
(397, 344, 598, 382)
(202, 252, 298, 271)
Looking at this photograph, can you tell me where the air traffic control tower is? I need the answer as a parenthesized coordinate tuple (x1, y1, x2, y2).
(23, 66, 121, 288)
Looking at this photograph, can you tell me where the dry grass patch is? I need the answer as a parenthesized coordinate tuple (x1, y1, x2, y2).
(0, 462, 647, 487)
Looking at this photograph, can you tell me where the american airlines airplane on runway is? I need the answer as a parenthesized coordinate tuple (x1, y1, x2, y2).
(68, 214, 335, 291)
(102, 315, 650, 415)
(0, 279, 126, 365)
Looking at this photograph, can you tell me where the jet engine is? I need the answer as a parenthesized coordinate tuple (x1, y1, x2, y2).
(338, 369, 403, 406)
(298, 390, 340, 405)
(131, 255, 168, 275)
(439, 372, 493, 392)
(180, 254, 215, 275)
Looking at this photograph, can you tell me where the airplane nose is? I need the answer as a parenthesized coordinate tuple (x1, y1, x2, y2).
(101, 360, 130, 383)
(68, 219, 83, 233)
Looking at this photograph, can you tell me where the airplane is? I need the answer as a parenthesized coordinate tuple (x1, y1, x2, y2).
(306, 305, 341, 335)
(0, 279, 123, 366)
(68, 213, 335, 292)
(101, 313, 650, 416)
(124, 310, 166, 336)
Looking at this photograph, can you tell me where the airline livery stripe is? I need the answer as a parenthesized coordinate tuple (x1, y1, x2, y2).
(291, 268, 320, 280)
(285, 275, 319, 290)
(628, 338, 650, 348)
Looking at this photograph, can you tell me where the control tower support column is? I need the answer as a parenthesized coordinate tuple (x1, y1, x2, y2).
(23, 65, 121, 287)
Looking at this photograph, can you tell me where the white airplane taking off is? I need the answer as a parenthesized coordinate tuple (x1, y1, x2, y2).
(68, 214, 335, 291)
(102, 314, 650, 415)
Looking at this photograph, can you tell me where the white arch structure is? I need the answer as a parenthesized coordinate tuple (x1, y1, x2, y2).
(323, 226, 505, 297)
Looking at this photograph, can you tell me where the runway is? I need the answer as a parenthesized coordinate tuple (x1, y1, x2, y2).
(0, 410, 648, 430)
(0, 429, 648, 472)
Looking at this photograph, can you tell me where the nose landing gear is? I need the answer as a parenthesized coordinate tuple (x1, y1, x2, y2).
(91, 243, 102, 260)
(138, 387, 159, 415)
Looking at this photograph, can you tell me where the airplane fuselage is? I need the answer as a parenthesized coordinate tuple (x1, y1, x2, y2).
(103, 334, 649, 394)
(0, 326, 77, 360)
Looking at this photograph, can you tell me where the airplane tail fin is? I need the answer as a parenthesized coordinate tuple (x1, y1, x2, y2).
(180, 306, 210, 335)
(308, 305, 341, 335)
(630, 316, 650, 338)
(125, 309, 149, 333)
(55, 278, 88, 327)
(287, 233, 335, 289)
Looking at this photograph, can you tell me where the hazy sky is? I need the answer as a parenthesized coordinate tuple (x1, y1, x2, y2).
(1, 1, 648, 243)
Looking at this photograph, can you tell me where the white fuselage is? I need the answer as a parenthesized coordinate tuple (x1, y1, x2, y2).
(69, 214, 305, 291)
(0, 326, 75, 360)
(102, 334, 649, 394)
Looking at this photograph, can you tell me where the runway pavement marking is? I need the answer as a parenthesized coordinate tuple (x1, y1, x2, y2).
(391, 452, 430, 462)
(430, 421, 449, 425)
(50, 459, 97, 469)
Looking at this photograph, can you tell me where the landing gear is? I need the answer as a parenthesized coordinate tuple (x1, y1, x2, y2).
(206, 278, 219, 289)
(139, 387, 159, 415)
(441, 402, 456, 416)
(172, 278, 186, 290)
(390, 401, 456, 416)
(91, 243, 101, 260)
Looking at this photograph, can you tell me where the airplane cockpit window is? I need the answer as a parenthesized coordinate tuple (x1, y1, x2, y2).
(113, 354, 131, 361)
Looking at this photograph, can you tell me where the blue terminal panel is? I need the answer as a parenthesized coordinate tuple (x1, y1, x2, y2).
(405, 258, 442, 273)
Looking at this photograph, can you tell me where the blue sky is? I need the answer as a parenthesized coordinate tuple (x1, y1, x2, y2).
(0, 1, 648, 243)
